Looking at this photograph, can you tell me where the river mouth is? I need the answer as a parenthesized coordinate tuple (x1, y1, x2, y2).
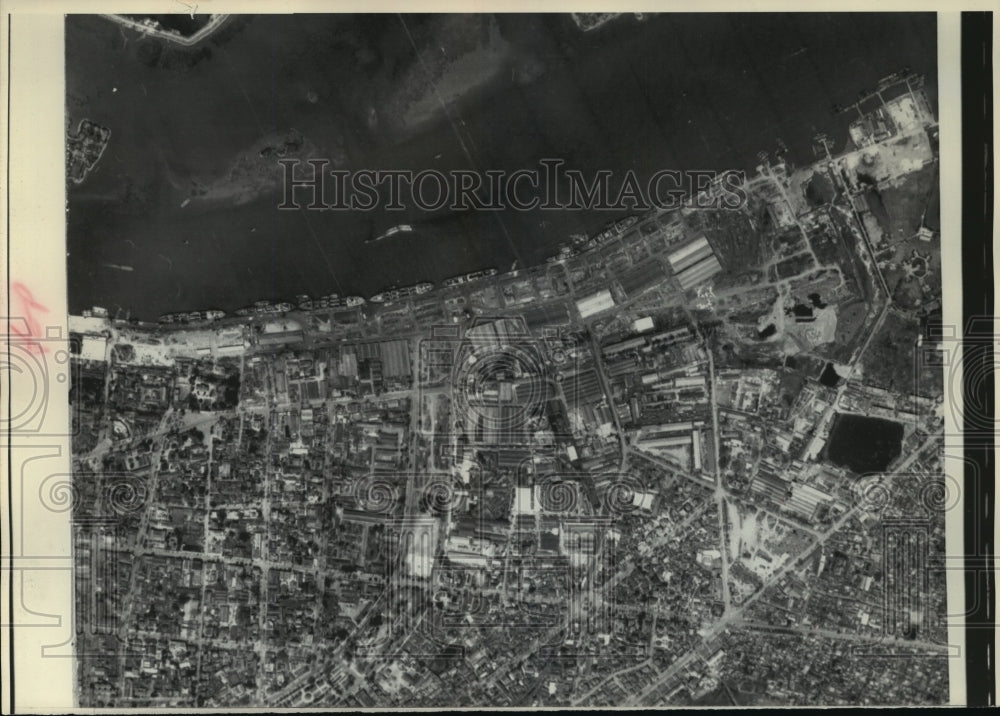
(824, 413, 904, 474)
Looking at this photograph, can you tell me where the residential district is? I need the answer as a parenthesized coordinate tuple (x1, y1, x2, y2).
(68, 75, 953, 707)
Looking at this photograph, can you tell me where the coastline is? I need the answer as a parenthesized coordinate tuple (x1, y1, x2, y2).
(98, 13, 231, 48)
(66, 13, 939, 323)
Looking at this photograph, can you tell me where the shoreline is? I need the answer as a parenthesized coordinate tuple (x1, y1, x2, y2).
(66, 16, 938, 325)
(99, 13, 230, 48)
(79, 96, 938, 333)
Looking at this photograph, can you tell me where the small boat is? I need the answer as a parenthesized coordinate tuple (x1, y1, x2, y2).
(366, 224, 415, 244)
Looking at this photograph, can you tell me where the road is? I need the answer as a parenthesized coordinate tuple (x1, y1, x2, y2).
(99, 13, 229, 47)
(706, 346, 732, 612)
(736, 620, 952, 654)
(623, 431, 941, 705)
(84, 141, 937, 707)
(589, 331, 628, 473)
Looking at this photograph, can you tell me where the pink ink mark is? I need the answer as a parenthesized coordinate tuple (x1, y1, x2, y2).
(8, 282, 49, 354)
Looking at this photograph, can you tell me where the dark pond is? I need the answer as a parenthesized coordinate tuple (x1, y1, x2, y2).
(757, 323, 777, 339)
(819, 362, 841, 387)
(825, 413, 904, 474)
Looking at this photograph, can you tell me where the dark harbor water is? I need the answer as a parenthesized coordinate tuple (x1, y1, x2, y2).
(825, 413, 904, 474)
(65, 13, 938, 319)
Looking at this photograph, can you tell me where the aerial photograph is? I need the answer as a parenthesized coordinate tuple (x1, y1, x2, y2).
(64, 12, 950, 707)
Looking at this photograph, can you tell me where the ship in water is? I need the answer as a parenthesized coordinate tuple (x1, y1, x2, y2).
(296, 293, 329, 311)
(365, 224, 415, 244)
(442, 267, 499, 289)
(546, 244, 580, 264)
(158, 309, 226, 324)
(234, 300, 294, 317)
(575, 215, 639, 252)
(370, 281, 434, 304)
(297, 293, 365, 310)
